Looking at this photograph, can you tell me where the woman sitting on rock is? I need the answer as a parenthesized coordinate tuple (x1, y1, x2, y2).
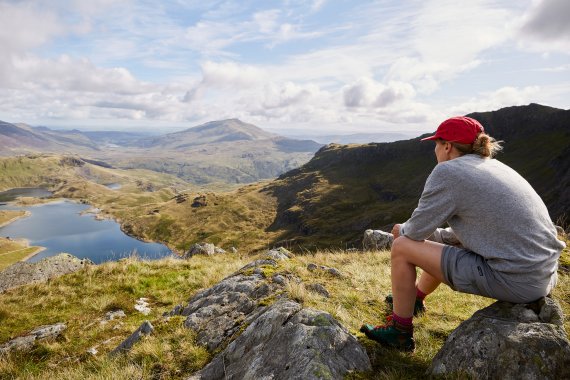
(361, 116, 566, 352)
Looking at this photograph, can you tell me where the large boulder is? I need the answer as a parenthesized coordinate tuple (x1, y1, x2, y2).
(429, 297, 570, 379)
(0, 253, 93, 293)
(181, 259, 281, 351)
(362, 229, 393, 250)
(183, 242, 226, 258)
(188, 299, 371, 380)
(171, 259, 371, 379)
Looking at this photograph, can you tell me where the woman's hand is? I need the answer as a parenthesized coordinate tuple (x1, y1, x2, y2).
(391, 223, 402, 239)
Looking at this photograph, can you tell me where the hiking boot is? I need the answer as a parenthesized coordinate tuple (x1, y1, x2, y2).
(360, 316, 415, 352)
(385, 294, 426, 316)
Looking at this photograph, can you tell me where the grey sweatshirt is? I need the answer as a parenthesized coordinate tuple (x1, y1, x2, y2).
(401, 154, 565, 281)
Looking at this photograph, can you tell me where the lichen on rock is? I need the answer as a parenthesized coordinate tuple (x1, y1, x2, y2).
(429, 297, 570, 380)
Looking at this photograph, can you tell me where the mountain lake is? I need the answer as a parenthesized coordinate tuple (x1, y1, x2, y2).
(0, 188, 172, 264)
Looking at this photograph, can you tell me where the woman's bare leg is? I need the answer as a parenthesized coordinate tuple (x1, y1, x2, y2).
(390, 236, 446, 318)
(417, 271, 441, 295)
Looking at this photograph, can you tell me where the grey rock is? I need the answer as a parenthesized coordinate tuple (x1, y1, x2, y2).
(183, 259, 371, 379)
(266, 247, 292, 261)
(188, 299, 371, 380)
(362, 229, 393, 250)
(272, 274, 287, 285)
(184, 243, 227, 258)
(109, 321, 154, 356)
(29, 323, 67, 340)
(163, 304, 184, 318)
(134, 298, 151, 315)
(0, 336, 37, 354)
(0, 323, 66, 354)
(306, 283, 330, 298)
(0, 253, 93, 293)
(327, 268, 342, 277)
(429, 297, 570, 379)
(307, 263, 318, 271)
(104, 310, 126, 321)
(181, 260, 282, 352)
(230, 247, 238, 254)
(307, 263, 342, 277)
(237, 259, 277, 273)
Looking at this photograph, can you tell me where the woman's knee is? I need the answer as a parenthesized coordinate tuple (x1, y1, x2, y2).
(391, 236, 410, 259)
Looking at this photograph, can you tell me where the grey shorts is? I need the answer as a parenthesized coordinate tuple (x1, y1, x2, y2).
(440, 245, 557, 303)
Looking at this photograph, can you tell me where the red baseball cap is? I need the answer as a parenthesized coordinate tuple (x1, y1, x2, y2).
(421, 116, 484, 144)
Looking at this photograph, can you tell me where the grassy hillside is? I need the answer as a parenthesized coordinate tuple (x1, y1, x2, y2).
(0, 154, 279, 257)
(0, 154, 188, 194)
(0, 240, 568, 379)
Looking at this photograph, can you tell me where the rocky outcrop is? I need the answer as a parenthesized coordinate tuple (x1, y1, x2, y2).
(0, 253, 93, 293)
(183, 243, 226, 258)
(362, 229, 393, 250)
(266, 247, 293, 260)
(0, 323, 66, 354)
(430, 297, 570, 379)
(188, 299, 370, 380)
(167, 254, 370, 379)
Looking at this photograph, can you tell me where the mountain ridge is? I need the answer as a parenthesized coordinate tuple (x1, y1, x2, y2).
(0, 119, 323, 185)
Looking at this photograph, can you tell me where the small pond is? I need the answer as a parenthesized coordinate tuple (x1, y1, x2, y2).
(105, 183, 122, 190)
(0, 187, 53, 202)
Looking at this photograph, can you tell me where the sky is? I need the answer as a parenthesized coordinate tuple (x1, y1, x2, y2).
(0, 0, 569, 136)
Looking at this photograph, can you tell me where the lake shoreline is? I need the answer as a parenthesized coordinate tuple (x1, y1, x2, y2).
(0, 187, 175, 262)
(0, 210, 32, 228)
(20, 246, 46, 261)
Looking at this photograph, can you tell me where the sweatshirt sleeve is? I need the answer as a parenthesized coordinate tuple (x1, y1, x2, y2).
(400, 164, 457, 241)
(427, 227, 462, 247)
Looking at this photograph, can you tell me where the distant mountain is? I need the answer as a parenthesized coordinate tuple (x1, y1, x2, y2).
(130, 119, 318, 151)
(0, 118, 323, 185)
(0, 121, 48, 149)
(0, 121, 98, 154)
(290, 132, 417, 145)
(115, 119, 323, 184)
(265, 103, 570, 248)
(79, 131, 152, 146)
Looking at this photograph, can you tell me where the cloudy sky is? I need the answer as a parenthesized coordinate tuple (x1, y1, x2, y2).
(0, 0, 568, 135)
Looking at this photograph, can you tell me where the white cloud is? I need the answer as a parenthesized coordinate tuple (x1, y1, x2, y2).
(311, 0, 327, 12)
(381, 0, 514, 94)
(343, 78, 415, 108)
(253, 9, 281, 33)
(201, 61, 267, 88)
(518, 0, 570, 53)
(0, 2, 63, 52)
(450, 86, 541, 116)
